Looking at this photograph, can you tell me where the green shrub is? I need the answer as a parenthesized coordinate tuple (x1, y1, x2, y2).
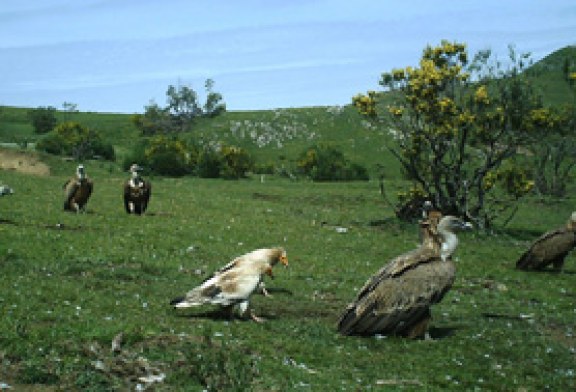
(144, 135, 192, 176)
(35, 121, 115, 161)
(297, 144, 369, 181)
(28, 106, 58, 134)
(219, 145, 254, 179)
(197, 145, 222, 178)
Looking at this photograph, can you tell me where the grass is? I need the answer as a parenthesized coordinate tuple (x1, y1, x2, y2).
(0, 158, 575, 390)
(0, 45, 575, 390)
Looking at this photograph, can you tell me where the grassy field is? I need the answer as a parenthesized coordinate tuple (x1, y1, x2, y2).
(1, 46, 575, 390)
(0, 156, 575, 391)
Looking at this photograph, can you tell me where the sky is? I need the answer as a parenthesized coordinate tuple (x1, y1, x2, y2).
(1, 0, 575, 114)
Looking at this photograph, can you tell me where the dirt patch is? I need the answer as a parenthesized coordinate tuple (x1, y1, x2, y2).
(0, 149, 50, 176)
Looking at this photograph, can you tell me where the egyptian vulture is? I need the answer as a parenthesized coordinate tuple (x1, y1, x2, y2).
(337, 215, 472, 339)
(516, 211, 576, 272)
(123, 164, 151, 215)
(63, 164, 93, 213)
(170, 247, 288, 322)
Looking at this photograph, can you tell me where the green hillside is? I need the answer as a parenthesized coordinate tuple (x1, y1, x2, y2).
(525, 45, 576, 107)
(1, 46, 574, 180)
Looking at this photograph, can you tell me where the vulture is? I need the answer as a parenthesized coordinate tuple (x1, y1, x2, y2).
(337, 215, 472, 339)
(63, 164, 93, 213)
(170, 247, 288, 322)
(516, 211, 576, 272)
(123, 164, 151, 215)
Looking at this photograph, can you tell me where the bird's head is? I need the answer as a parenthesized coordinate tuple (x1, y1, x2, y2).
(438, 216, 473, 233)
(268, 247, 288, 267)
(129, 164, 143, 179)
(76, 164, 86, 179)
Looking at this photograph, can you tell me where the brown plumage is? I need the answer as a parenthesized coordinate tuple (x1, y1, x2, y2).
(123, 164, 151, 215)
(63, 164, 93, 213)
(516, 212, 576, 272)
(170, 247, 288, 322)
(337, 215, 472, 338)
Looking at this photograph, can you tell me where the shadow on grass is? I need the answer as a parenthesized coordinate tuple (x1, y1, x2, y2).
(515, 268, 576, 275)
(428, 326, 463, 340)
(0, 218, 17, 225)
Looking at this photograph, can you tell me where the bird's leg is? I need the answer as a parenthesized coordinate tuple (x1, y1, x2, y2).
(249, 309, 265, 323)
(238, 300, 265, 323)
(258, 282, 272, 297)
(261, 286, 271, 297)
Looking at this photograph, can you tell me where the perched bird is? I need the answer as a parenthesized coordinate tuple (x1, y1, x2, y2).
(516, 211, 576, 272)
(337, 215, 472, 339)
(63, 164, 93, 213)
(123, 164, 151, 215)
(170, 247, 288, 322)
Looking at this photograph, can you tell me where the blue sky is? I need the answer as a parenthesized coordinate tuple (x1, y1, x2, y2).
(1, 0, 575, 113)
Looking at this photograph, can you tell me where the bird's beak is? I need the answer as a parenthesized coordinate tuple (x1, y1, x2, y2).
(280, 255, 288, 267)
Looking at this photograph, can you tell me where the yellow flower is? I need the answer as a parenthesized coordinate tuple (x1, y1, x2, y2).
(474, 85, 490, 104)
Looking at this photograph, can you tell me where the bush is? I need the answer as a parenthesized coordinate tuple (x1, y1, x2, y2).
(220, 145, 254, 179)
(144, 135, 193, 176)
(297, 144, 369, 181)
(36, 121, 115, 161)
(197, 145, 222, 178)
(28, 106, 58, 134)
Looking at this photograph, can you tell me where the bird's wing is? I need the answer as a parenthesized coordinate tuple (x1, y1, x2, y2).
(181, 266, 262, 307)
(86, 179, 94, 198)
(353, 246, 437, 300)
(64, 179, 80, 202)
(338, 253, 454, 336)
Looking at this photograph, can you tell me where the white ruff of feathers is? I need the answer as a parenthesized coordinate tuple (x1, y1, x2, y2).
(440, 231, 458, 261)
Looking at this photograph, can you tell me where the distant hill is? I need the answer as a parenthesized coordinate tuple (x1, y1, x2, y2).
(1, 46, 574, 179)
(525, 45, 576, 107)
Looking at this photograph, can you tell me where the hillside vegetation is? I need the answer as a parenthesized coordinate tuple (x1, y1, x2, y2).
(0, 46, 575, 390)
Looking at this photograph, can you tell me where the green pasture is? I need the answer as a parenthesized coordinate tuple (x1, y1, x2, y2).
(0, 45, 575, 390)
(0, 160, 574, 390)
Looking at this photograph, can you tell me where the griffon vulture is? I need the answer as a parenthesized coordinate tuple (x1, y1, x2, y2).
(170, 247, 288, 322)
(337, 215, 472, 339)
(63, 164, 93, 213)
(123, 164, 151, 215)
(516, 211, 576, 272)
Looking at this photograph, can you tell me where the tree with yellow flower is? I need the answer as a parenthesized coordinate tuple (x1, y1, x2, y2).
(355, 41, 544, 227)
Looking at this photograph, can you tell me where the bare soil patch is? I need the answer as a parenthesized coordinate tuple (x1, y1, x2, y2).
(0, 148, 50, 176)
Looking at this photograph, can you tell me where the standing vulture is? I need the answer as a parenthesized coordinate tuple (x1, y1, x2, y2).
(516, 212, 576, 272)
(123, 164, 151, 215)
(170, 247, 288, 322)
(337, 215, 472, 339)
(63, 164, 93, 213)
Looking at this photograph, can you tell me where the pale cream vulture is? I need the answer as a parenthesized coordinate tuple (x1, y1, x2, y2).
(123, 164, 151, 215)
(516, 211, 576, 272)
(63, 164, 93, 213)
(337, 215, 472, 338)
(170, 247, 288, 322)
